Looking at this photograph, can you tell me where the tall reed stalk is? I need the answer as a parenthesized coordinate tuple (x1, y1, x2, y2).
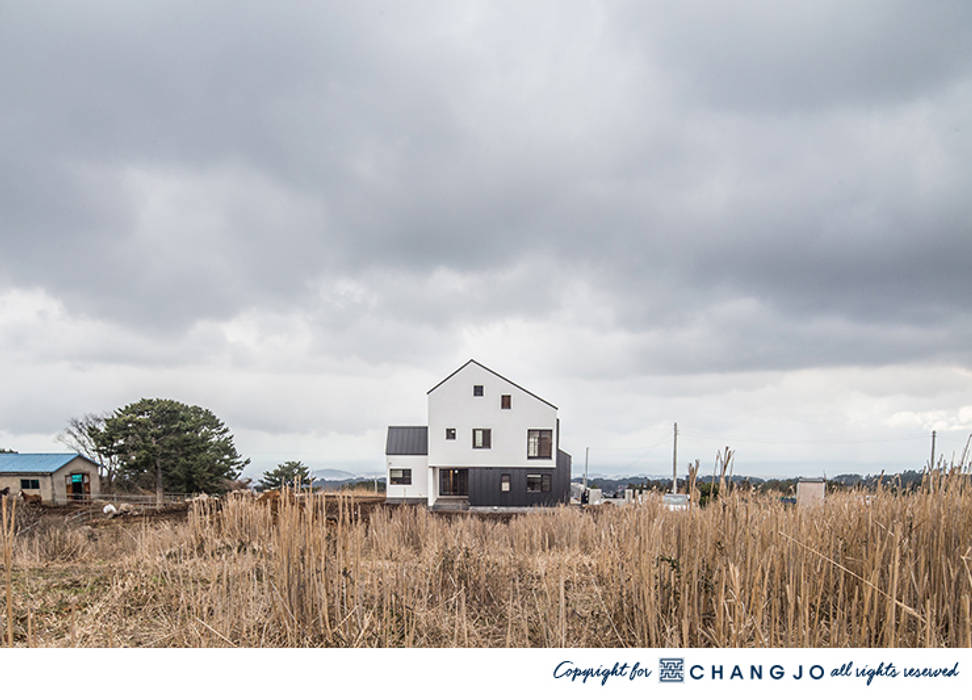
(1, 495, 15, 647)
(5, 474, 972, 647)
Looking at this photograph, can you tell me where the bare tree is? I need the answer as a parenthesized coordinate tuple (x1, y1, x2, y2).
(57, 413, 120, 491)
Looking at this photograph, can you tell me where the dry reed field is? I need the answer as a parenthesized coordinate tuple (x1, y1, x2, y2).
(2, 475, 971, 648)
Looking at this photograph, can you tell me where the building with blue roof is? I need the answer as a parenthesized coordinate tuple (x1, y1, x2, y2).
(0, 453, 102, 504)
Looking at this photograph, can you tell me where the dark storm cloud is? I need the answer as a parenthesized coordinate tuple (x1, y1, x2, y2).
(1, 1, 970, 374)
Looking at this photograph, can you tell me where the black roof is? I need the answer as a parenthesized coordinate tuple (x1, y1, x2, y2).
(385, 426, 428, 456)
(426, 359, 557, 410)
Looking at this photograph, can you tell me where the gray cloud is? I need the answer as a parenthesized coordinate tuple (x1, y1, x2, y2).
(1, 2, 971, 474)
(620, 1, 972, 111)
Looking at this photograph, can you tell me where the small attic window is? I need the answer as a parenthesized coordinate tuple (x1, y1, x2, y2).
(501, 394, 511, 409)
(473, 385, 484, 396)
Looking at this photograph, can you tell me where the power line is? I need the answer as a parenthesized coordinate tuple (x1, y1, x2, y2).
(584, 437, 672, 451)
(578, 429, 954, 473)
(676, 431, 929, 446)
(582, 430, 942, 450)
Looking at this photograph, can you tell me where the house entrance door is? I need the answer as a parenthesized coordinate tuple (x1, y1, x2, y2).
(67, 473, 90, 500)
(439, 468, 468, 496)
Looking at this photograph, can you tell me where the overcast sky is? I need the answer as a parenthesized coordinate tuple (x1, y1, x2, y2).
(2, 2, 971, 479)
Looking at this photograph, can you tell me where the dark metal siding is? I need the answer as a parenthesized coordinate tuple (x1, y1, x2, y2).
(556, 449, 571, 502)
(385, 426, 428, 455)
(465, 451, 571, 507)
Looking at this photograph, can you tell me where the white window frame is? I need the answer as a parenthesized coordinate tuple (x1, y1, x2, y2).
(389, 468, 412, 485)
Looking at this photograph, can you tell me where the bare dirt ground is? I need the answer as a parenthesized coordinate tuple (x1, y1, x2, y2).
(22, 496, 594, 533)
(25, 493, 392, 528)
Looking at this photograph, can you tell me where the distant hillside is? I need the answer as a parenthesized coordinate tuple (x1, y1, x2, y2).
(311, 468, 359, 480)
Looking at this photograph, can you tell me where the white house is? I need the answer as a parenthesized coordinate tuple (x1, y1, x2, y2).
(385, 360, 571, 508)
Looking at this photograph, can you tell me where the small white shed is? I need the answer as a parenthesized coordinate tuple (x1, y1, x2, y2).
(796, 478, 826, 507)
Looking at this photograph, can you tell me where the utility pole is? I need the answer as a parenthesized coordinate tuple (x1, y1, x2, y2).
(930, 430, 937, 470)
(584, 447, 589, 489)
(672, 422, 678, 494)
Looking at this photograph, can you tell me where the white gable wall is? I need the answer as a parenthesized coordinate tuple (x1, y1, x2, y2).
(51, 457, 101, 504)
(428, 362, 557, 468)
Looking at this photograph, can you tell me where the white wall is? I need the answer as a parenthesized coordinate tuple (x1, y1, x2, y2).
(385, 455, 428, 501)
(428, 466, 437, 507)
(428, 362, 558, 468)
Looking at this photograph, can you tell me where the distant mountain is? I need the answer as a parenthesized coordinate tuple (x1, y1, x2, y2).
(311, 468, 359, 480)
(357, 471, 386, 480)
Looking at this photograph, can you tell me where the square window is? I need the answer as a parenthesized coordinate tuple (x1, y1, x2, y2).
(389, 468, 412, 485)
(473, 385, 484, 396)
(472, 428, 491, 449)
(446, 428, 456, 440)
(527, 429, 553, 459)
(500, 474, 511, 492)
(501, 394, 511, 409)
(526, 474, 542, 493)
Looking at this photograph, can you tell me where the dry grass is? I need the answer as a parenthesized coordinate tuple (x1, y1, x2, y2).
(1, 474, 971, 648)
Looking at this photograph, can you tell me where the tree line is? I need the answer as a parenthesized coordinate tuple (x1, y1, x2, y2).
(583, 469, 942, 503)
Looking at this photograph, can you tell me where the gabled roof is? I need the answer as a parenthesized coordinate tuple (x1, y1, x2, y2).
(426, 359, 558, 410)
(386, 426, 428, 456)
(0, 453, 99, 474)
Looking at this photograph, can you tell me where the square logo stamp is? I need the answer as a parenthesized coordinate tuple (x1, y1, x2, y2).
(659, 658, 685, 683)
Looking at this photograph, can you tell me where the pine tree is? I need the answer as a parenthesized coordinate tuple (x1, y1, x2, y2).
(259, 460, 312, 491)
(96, 398, 249, 496)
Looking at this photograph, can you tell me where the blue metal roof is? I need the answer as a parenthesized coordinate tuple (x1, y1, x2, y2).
(0, 453, 89, 474)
